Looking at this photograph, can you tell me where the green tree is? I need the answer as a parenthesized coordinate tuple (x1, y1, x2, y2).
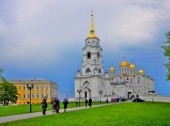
(162, 31, 170, 80)
(0, 69, 3, 77)
(0, 74, 18, 105)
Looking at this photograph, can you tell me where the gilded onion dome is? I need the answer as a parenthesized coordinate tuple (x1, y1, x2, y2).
(129, 63, 136, 68)
(138, 69, 145, 75)
(110, 67, 115, 72)
(120, 60, 129, 67)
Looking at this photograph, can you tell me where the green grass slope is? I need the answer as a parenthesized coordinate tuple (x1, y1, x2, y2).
(1, 102, 170, 126)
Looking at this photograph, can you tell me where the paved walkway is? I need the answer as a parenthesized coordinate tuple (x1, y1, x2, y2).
(0, 103, 112, 124)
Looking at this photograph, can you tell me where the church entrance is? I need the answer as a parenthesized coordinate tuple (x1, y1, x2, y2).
(84, 91, 87, 98)
(84, 89, 91, 98)
(127, 92, 132, 99)
(82, 81, 91, 98)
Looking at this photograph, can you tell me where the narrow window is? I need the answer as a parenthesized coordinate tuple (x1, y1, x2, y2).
(87, 52, 91, 59)
(97, 52, 100, 58)
(138, 77, 140, 84)
(130, 78, 132, 84)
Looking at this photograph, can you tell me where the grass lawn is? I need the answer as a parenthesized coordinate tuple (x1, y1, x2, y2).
(0, 101, 105, 117)
(1, 102, 170, 126)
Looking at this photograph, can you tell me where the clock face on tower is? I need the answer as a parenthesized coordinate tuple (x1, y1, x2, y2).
(85, 38, 99, 46)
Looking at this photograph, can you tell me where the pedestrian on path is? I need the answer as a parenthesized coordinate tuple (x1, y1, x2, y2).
(85, 98, 88, 108)
(51, 97, 53, 111)
(41, 96, 48, 115)
(51, 97, 56, 112)
(88, 97, 92, 107)
(54, 97, 60, 113)
(63, 98, 69, 112)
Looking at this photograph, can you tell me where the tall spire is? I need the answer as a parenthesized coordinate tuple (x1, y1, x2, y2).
(89, 10, 96, 38)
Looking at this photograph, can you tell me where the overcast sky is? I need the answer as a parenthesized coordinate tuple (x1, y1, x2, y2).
(0, 0, 170, 99)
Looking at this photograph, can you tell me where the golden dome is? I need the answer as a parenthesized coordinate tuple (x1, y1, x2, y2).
(110, 67, 115, 72)
(129, 64, 136, 68)
(120, 60, 129, 67)
(138, 69, 145, 75)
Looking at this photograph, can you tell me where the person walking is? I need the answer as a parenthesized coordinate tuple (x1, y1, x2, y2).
(63, 98, 69, 112)
(51, 97, 56, 112)
(55, 97, 60, 113)
(41, 97, 48, 115)
(85, 98, 88, 108)
(88, 97, 92, 107)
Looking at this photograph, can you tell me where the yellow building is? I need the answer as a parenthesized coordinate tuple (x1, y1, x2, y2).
(10, 78, 58, 104)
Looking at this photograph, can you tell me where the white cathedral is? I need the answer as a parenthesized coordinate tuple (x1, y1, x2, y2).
(74, 12, 155, 101)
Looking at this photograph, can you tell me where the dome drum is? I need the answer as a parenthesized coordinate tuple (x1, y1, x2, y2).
(120, 61, 129, 67)
(109, 67, 115, 72)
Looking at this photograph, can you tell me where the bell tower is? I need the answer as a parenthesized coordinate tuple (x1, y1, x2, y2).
(81, 11, 104, 76)
(75, 11, 109, 101)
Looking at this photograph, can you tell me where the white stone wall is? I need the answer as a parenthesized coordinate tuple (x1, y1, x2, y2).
(141, 96, 170, 102)
(110, 74, 155, 98)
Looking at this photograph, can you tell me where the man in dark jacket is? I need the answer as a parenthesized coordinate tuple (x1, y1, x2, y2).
(63, 98, 69, 112)
(42, 98, 47, 115)
(88, 97, 92, 107)
(85, 98, 88, 108)
(55, 97, 60, 113)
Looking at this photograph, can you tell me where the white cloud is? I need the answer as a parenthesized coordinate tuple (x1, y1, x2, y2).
(0, 0, 170, 68)
(98, 0, 170, 50)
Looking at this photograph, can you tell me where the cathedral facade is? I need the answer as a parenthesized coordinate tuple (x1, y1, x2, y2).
(74, 12, 155, 101)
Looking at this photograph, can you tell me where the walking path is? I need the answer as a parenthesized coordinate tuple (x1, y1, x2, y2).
(0, 103, 112, 124)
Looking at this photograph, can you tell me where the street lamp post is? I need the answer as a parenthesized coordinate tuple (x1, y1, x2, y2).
(77, 89, 82, 106)
(27, 83, 34, 113)
(148, 90, 156, 103)
(132, 76, 136, 98)
(99, 90, 103, 104)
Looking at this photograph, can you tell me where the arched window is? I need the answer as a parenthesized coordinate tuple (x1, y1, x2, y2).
(85, 68, 91, 73)
(87, 52, 91, 59)
(98, 68, 101, 73)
